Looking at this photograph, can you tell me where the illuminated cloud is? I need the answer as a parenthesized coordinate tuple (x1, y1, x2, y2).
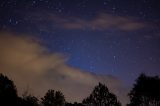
(26, 12, 145, 32)
(45, 13, 145, 31)
(0, 32, 129, 105)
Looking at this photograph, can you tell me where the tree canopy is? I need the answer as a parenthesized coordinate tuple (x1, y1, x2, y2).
(0, 74, 18, 105)
(41, 89, 65, 106)
(82, 83, 121, 106)
(65, 102, 84, 106)
(128, 73, 160, 106)
(22, 94, 39, 106)
(2, 72, 160, 106)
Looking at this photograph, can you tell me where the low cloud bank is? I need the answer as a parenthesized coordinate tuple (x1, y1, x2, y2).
(0, 32, 129, 105)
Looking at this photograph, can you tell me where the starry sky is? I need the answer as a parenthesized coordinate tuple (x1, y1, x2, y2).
(0, 0, 160, 104)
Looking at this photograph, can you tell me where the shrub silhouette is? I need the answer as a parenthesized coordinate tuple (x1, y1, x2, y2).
(127, 73, 160, 106)
(82, 82, 121, 106)
(41, 89, 65, 106)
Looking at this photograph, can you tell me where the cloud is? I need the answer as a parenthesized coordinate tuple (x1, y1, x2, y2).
(0, 32, 129, 105)
(23, 12, 145, 33)
(44, 13, 145, 31)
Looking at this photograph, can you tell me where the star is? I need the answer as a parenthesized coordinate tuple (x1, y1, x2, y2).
(9, 18, 12, 23)
(15, 21, 18, 25)
(104, 2, 107, 5)
(113, 56, 116, 59)
(32, 1, 36, 6)
(112, 6, 116, 13)
(58, 9, 62, 13)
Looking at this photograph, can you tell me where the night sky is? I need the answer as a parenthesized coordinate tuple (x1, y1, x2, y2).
(0, 0, 160, 105)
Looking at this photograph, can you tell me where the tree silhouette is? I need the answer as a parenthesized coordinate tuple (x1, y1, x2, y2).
(127, 73, 160, 106)
(22, 94, 39, 106)
(41, 89, 65, 106)
(82, 82, 121, 106)
(65, 102, 84, 106)
(0, 73, 18, 105)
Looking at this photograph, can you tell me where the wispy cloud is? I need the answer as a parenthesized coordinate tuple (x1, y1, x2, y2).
(24, 12, 146, 33)
(44, 13, 145, 31)
(0, 32, 129, 105)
